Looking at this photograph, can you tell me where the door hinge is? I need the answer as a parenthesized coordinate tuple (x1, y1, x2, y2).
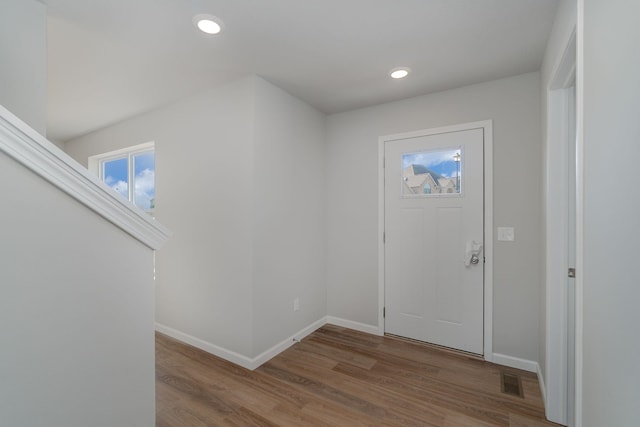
(383, 156, 385, 168)
(383, 307, 386, 318)
(568, 268, 576, 278)
(383, 231, 385, 244)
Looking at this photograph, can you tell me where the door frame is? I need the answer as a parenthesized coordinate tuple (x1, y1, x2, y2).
(544, 29, 577, 425)
(378, 120, 494, 359)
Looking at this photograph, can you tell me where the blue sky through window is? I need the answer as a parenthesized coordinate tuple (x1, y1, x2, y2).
(104, 157, 128, 198)
(133, 152, 155, 210)
(402, 148, 461, 178)
(103, 151, 155, 211)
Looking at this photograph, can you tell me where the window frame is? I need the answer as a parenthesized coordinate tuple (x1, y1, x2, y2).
(88, 141, 155, 214)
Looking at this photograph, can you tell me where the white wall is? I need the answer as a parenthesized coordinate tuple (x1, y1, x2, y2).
(326, 72, 542, 362)
(66, 71, 542, 367)
(0, 153, 156, 426)
(251, 78, 327, 356)
(66, 78, 256, 356)
(65, 76, 327, 361)
(0, 0, 47, 136)
(581, 1, 640, 425)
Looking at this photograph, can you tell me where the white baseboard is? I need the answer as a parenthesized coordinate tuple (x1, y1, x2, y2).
(155, 323, 255, 369)
(157, 316, 383, 370)
(251, 317, 327, 369)
(537, 363, 547, 411)
(325, 316, 383, 336)
(155, 317, 327, 371)
(491, 352, 538, 373)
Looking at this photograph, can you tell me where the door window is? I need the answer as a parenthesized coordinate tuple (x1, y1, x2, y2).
(401, 148, 462, 196)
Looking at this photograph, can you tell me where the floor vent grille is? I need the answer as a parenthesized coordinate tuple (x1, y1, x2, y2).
(501, 372, 524, 398)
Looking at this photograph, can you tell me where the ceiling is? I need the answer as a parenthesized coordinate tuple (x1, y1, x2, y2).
(44, 0, 559, 142)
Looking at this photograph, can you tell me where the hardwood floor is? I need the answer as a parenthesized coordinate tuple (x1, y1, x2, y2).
(156, 325, 560, 426)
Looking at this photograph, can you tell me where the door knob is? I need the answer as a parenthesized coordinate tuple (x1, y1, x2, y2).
(465, 240, 483, 267)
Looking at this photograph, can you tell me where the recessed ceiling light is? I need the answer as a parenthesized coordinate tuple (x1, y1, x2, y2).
(193, 14, 223, 35)
(390, 67, 411, 79)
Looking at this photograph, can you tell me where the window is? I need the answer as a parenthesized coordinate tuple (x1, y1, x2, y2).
(423, 182, 432, 194)
(401, 147, 462, 197)
(89, 142, 155, 213)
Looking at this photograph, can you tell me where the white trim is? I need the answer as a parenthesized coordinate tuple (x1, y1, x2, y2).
(538, 362, 548, 409)
(88, 140, 154, 176)
(491, 353, 538, 373)
(155, 323, 255, 369)
(544, 27, 577, 426)
(156, 317, 327, 371)
(0, 105, 171, 250)
(157, 315, 546, 378)
(326, 316, 383, 336)
(252, 317, 327, 368)
(378, 120, 494, 360)
(377, 135, 386, 335)
(89, 141, 155, 164)
(574, 2, 584, 425)
(544, 86, 569, 423)
(483, 122, 494, 362)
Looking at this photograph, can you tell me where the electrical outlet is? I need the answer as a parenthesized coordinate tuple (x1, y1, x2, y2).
(293, 297, 300, 312)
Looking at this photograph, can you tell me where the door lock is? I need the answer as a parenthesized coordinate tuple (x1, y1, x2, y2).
(465, 240, 483, 267)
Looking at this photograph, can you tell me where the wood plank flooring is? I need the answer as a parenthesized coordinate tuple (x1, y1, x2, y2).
(156, 325, 561, 426)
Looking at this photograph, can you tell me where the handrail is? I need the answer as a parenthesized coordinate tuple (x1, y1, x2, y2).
(0, 104, 171, 249)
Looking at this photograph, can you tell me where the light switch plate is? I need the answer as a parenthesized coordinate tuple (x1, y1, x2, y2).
(497, 227, 515, 241)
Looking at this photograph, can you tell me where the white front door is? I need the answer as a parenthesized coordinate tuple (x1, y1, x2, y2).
(384, 127, 484, 354)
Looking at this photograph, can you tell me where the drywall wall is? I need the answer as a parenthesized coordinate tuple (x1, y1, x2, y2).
(326, 72, 542, 362)
(0, 153, 155, 426)
(0, 0, 47, 136)
(66, 78, 256, 356)
(251, 77, 327, 356)
(582, 1, 640, 425)
(67, 71, 541, 365)
(66, 76, 328, 361)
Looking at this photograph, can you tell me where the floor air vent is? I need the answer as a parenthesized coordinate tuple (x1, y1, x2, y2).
(501, 372, 524, 398)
